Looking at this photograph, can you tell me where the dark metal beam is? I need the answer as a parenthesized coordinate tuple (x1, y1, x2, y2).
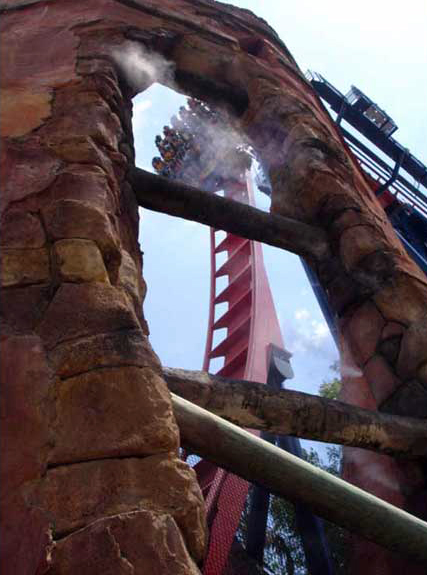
(310, 77, 427, 188)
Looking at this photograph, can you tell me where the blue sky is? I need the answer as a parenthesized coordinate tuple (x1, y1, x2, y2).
(132, 1, 427, 427)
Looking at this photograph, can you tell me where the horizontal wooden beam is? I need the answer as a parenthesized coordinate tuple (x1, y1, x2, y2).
(130, 168, 330, 261)
(172, 392, 427, 563)
(164, 367, 427, 459)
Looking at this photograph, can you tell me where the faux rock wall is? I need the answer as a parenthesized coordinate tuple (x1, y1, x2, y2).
(240, 68, 427, 575)
(0, 2, 211, 573)
(1, 1, 426, 574)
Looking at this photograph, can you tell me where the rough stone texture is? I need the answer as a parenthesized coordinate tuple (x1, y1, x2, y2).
(51, 367, 179, 463)
(381, 380, 427, 418)
(1, 87, 52, 137)
(49, 511, 201, 575)
(0, 139, 63, 215)
(339, 224, 388, 273)
(53, 239, 109, 284)
(2, 0, 427, 573)
(46, 164, 118, 212)
(28, 455, 206, 563)
(381, 321, 406, 340)
(118, 249, 144, 306)
(42, 200, 121, 268)
(36, 283, 140, 349)
(0, 335, 54, 575)
(0, 248, 50, 287)
(364, 355, 401, 406)
(48, 328, 160, 379)
(396, 318, 427, 380)
(338, 335, 377, 411)
(0, 210, 46, 248)
(0, 284, 51, 333)
(238, 18, 427, 574)
(343, 301, 385, 366)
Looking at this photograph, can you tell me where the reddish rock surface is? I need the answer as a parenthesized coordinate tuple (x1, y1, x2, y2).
(0, 335, 54, 574)
(50, 510, 200, 575)
(1, 0, 426, 573)
(31, 455, 206, 561)
(51, 367, 179, 463)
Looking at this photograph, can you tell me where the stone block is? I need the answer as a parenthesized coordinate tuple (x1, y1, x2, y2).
(339, 225, 384, 272)
(350, 250, 396, 294)
(0, 335, 52, 488)
(0, 248, 50, 287)
(378, 336, 401, 366)
(42, 200, 119, 258)
(36, 283, 140, 349)
(380, 380, 427, 418)
(53, 239, 109, 284)
(345, 301, 385, 365)
(51, 366, 178, 463)
(377, 316, 406, 370)
(323, 269, 360, 315)
(316, 193, 362, 227)
(118, 250, 143, 305)
(47, 164, 118, 212)
(28, 455, 207, 563)
(0, 87, 51, 138)
(0, 284, 51, 332)
(381, 321, 406, 340)
(0, 493, 52, 575)
(341, 447, 405, 508)
(1, 8, 78, 89)
(396, 318, 427, 380)
(338, 333, 377, 410)
(1, 140, 61, 216)
(49, 136, 123, 180)
(374, 274, 427, 325)
(49, 510, 200, 575)
(0, 335, 54, 574)
(329, 207, 367, 238)
(40, 96, 122, 152)
(364, 354, 401, 406)
(0, 210, 46, 248)
(48, 328, 160, 379)
(338, 376, 377, 411)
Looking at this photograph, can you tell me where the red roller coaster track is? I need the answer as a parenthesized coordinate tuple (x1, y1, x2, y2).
(195, 172, 287, 574)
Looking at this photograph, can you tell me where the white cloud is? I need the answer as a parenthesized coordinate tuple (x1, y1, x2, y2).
(133, 98, 152, 133)
(135, 99, 152, 113)
(312, 319, 329, 343)
(289, 308, 332, 355)
(295, 308, 309, 321)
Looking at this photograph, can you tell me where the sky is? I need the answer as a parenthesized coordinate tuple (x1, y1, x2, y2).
(131, 0, 427, 455)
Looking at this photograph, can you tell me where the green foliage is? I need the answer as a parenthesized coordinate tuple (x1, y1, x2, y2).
(319, 377, 341, 400)
(319, 361, 341, 400)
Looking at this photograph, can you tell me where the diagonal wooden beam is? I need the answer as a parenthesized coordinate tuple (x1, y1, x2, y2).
(130, 167, 330, 261)
(164, 367, 427, 459)
(172, 392, 427, 563)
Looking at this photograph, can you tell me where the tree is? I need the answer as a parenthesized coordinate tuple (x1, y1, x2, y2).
(319, 361, 341, 400)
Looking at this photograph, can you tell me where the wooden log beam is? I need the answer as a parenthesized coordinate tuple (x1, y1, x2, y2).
(164, 367, 427, 459)
(171, 392, 427, 563)
(130, 167, 330, 261)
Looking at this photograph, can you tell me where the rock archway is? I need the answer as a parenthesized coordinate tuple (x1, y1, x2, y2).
(1, 1, 426, 573)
